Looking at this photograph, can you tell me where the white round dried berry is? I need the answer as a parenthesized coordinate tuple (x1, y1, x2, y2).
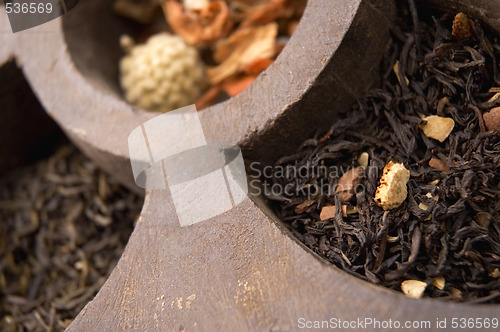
(120, 33, 207, 113)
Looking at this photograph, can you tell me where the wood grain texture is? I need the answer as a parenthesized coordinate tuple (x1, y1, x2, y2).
(68, 192, 500, 331)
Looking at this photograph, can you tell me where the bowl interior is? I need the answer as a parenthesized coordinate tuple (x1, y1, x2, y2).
(62, 0, 142, 97)
(0, 59, 64, 175)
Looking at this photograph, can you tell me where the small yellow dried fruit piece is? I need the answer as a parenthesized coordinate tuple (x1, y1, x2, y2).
(452, 13, 473, 40)
(432, 277, 446, 290)
(357, 152, 369, 169)
(393, 60, 409, 86)
(490, 268, 500, 278)
(375, 161, 410, 210)
(418, 202, 429, 211)
(419, 193, 438, 220)
(320, 205, 336, 220)
(428, 179, 440, 186)
(346, 206, 358, 215)
(419, 116, 455, 142)
(387, 235, 399, 243)
(401, 280, 427, 299)
(450, 288, 462, 298)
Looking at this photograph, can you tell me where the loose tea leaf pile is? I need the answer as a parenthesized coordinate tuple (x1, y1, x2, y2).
(0, 145, 143, 331)
(265, 4, 500, 302)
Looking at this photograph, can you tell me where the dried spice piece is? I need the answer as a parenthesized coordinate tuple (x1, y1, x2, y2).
(450, 288, 463, 299)
(428, 157, 449, 172)
(336, 167, 364, 202)
(419, 116, 455, 142)
(162, 0, 233, 46)
(401, 280, 427, 299)
(295, 199, 314, 214)
(451, 13, 473, 40)
(120, 33, 207, 112)
(483, 107, 500, 131)
(428, 179, 440, 186)
(432, 277, 446, 291)
(319, 205, 336, 220)
(318, 128, 333, 143)
(357, 152, 369, 169)
(418, 202, 429, 211)
(418, 193, 438, 220)
(393, 60, 409, 86)
(374, 162, 410, 210)
(208, 23, 278, 84)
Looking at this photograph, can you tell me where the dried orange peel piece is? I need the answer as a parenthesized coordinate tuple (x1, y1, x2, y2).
(419, 115, 455, 142)
(401, 280, 427, 299)
(162, 0, 233, 46)
(238, 0, 292, 29)
(452, 13, 473, 40)
(483, 107, 500, 131)
(375, 161, 410, 210)
(208, 23, 278, 85)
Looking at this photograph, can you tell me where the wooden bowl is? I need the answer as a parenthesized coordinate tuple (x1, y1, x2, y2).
(5, 0, 499, 330)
